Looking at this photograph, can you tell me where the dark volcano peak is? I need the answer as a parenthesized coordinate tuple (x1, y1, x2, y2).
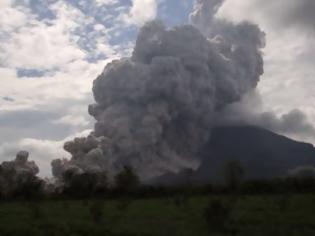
(153, 126, 315, 186)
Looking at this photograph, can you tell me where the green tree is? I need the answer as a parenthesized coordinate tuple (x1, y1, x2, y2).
(63, 171, 108, 197)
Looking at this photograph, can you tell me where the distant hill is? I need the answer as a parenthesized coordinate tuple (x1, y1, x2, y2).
(153, 126, 315, 185)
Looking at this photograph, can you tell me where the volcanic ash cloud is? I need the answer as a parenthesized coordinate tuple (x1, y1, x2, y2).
(0, 151, 41, 196)
(52, 1, 265, 180)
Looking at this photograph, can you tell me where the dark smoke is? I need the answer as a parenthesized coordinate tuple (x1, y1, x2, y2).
(0, 151, 41, 197)
(246, 0, 315, 32)
(1, 151, 39, 176)
(215, 90, 315, 141)
(52, 0, 265, 181)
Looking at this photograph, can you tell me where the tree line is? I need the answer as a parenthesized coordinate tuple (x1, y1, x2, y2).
(1, 156, 315, 200)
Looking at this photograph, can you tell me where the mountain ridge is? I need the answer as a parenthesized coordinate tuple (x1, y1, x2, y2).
(152, 125, 315, 186)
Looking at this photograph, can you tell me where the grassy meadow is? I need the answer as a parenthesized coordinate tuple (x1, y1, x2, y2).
(1, 194, 315, 236)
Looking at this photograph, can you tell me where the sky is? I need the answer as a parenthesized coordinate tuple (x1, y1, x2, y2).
(0, 0, 314, 177)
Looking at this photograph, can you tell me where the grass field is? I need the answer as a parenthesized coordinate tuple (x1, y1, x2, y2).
(1, 194, 315, 236)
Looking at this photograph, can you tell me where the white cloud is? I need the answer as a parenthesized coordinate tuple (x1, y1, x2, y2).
(0, 4, 27, 32)
(95, 0, 118, 6)
(124, 0, 158, 26)
(53, 115, 90, 128)
(94, 23, 105, 31)
(0, 0, 11, 7)
(0, 0, 134, 176)
(0, 1, 88, 70)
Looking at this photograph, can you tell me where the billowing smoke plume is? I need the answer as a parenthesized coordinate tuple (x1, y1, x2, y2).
(190, 0, 265, 108)
(0, 151, 41, 197)
(52, 0, 265, 181)
(1, 151, 39, 176)
(216, 96, 315, 141)
(194, 0, 315, 144)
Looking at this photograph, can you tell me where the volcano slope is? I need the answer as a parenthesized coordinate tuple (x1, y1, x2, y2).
(154, 126, 315, 186)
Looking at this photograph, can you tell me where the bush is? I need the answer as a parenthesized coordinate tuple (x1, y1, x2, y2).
(203, 198, 231, 233)
(116, 198, 132, 211)
(89, 201, 104, 224)
(28, 202, 43, 220)
(62, 171, 108, 198)
(277, 194, 290, 211)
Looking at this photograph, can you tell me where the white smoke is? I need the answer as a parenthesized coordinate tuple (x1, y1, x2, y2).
(287, 166, 315, 179)
(52, 0, 265, 181)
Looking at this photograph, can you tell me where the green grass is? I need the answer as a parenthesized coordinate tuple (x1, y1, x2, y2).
(1, 194, 315, 236)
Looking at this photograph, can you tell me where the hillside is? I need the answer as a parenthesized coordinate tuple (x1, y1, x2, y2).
(154, 126, 315, 185)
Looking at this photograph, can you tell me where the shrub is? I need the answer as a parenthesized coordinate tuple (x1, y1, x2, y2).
(28, 202, 43, 220)
(89, 201, 104, 224)
(116, 198, 131, 211)
(278, 194, 290, 212)
(63, 171, 108, 198)
(203, 198, 231, 233)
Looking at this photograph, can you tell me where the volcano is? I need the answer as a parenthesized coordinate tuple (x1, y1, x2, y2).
(153, 126, 315, 185)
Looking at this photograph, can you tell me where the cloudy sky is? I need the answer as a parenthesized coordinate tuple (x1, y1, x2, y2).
(0, 0, 314, 177)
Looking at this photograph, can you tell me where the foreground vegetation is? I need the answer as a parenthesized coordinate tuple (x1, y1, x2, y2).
(2, 161, 315, 235)
(1, 193, 315, 236)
